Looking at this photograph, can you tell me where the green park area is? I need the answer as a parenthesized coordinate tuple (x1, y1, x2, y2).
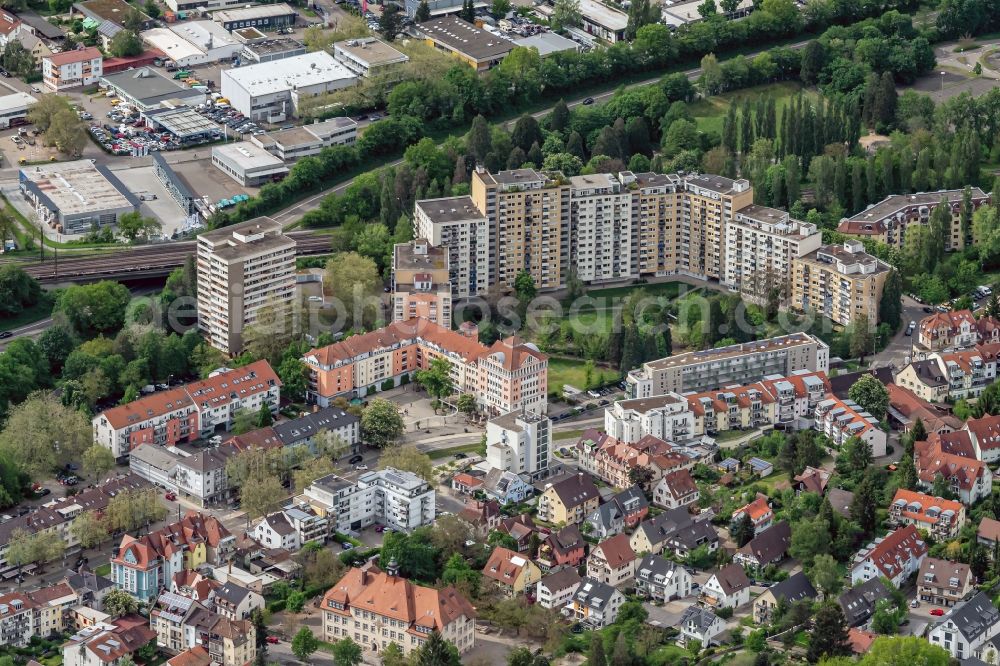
(688, 81, 817, 135)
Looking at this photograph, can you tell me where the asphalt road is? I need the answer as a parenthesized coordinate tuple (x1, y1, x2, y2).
(0, 317, 52, 351)
(870, 295, 930, 370)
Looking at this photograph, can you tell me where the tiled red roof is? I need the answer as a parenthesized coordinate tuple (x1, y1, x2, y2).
(46, 47, 102, 66)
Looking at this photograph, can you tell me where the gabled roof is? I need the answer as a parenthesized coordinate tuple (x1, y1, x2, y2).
(544, 473, 599, 509)
(483, 547, 532, 583)
(764, 571, 816, 605)
(838, 577, 893, 625)
(936, 591, 1000, 642)
(658, 468, 698, 501)
(734, 494, 771, 523)
(538, 567, 581, 594)
(979, 517, 1000, 544)
(635, 554, 683, 584)
(572, 577, 620, 611)
(592, 534, 635, 569)
(891, 489, 963, 529)
(711, 563, 750, 596)
(854, 525, 928, 579)
(793, 466, 832, 494)
(46, 46, 101, 66)
(966, 414, 1000, 451)
(680, 605, 722, 633)
(919, 557, 970, 592)
(736, 521, 791, 564)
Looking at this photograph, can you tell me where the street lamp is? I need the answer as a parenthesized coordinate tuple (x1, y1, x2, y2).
(941, 71, 946, 92)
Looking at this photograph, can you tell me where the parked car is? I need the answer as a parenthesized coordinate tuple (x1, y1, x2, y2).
(582, 97, 595, 105)
(922, 306, 933, 313)
(349, 454, 363, 464)
(164, 491, 177, 501)
(905, 321, 915, 336)
(266, 636, 280, 645)
(930, 608, 945, 616)
(34, 488, 50, 497)
(355, 464, 369, 471)
(0, 331, 12, 339)
(341, 542, 354, 550)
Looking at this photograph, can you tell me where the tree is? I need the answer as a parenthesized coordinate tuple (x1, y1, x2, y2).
(415, 0, 431, 20)
(278, 357, 309, 403)
(55, 281, 131, 337)
(512, 116, 543, 153)
(117, 211, 161, 242)
(0, 392, 90, 478)
(550, 0, 581, 30)
(330, 638, 362, 666)
(291, 627, 319, 662)
(71, 510, 108, 549)
(415, 357, 454, 401)
(105, 488, 167, 533)
(413, 631, 461, 666)
(378, 4, 403, 41)
(810, 554, 843, 597)
(103, 588, 139, 617)
(0, 265, 42, 317)
(879, 270, 903, 331)
(851, 472, 879, 535)
(491, 0, 511, 15)
(144, 0, 160, 17)
(731, 513, 755, 547)
(82, 444, 116, 479)
(590, 633, 607, 666)
(324, 253, 383, 330)
(46, 108, 87, 157)
(699, 53, 724, 96)
(859, 637, 950, 666)
(27, 95, 74, 132)
(362, 398, 404, 448)
(807, 602, 851, 662)
(625, 0, 658, 40)
(378, 446, 434, 483)
(109, 29, 143, 57)
(550, 99, 570, 132)
(849, 374, 889, 421)
(381, 643, 406, 666)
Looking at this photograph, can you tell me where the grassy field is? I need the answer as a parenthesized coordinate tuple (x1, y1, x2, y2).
(427, 442, 482, 460)
(583, 281, 690, 302)
(547, 358, 619, 392)
(688, 81, 816, 136)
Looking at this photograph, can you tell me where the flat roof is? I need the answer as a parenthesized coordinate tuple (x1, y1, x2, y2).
(513, 31, 579, 56)
(0, 92, 37, 113)
(199, 216, 295, 261)
(577, 0, 628, 30)
(242, 37, 304, 54)
(223, 51, 355, 96)
(644, 332, 820, 372)
(212, 141, 287, 170)
(75, 0, 151, 23)
(415, 195, 486, 224)
(169, 20, 238, 50)
(334, 37, 409, 67)
(19, 160, 138, 216)
(419, 16, 514, 62)
(663, 0, 753, 21)
(142, 28, 206, 62)
(101, 67, 200, 105)
(145, 106, 219, 138)
(214, 3, 296, 21)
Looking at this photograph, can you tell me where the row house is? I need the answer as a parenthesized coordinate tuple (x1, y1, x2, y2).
(149, 592, 256, 666)
(888, 489, 965, 540)
(574, 431, 690, 490)
(814, 395, 888, 457)
(111, 512, 234, 602)
(918, 558, 973, 607)
(322, 563, 476, 656)
(915, 433, 994, 505)
(93, 361, 281, 460)
(850, 525, 928, 589)
(303, 318, 548, 417)
(917, 309, 1000, 352)
(897, 344, 1000, 403)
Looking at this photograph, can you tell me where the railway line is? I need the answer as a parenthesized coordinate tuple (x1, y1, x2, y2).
(15, 232, 331, 283)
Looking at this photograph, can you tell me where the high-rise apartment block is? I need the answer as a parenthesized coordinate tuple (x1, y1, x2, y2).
(414, 196, 490, 299)
(568, 173, 633, 282)
(391, 238, 452, 326)
(790, 241, 891, 328)
(196, 217, 295, 355)
(723, 205, 822, 302)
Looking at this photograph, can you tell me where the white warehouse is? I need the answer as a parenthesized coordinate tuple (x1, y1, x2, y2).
(141, 21, 242, 67)
(220, 51, 356, 122)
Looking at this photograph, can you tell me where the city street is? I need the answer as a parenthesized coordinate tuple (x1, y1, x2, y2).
(870, 295, 925, 370)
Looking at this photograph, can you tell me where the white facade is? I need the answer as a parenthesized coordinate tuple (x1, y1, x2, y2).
(356, 468, 435, 532)
(141, 23, 242, 67)
(485, 410, 551, 479)
(604, 393, 695, 444)
(569, 174, 634, 283)
(220, 51, 356, 122)
(42, 48, 103, 91)
(702, 573, 750, 609)
(814, 397, 887, 457)
(414, 196, 491, 299)
(251, 118, 358, 162)
(252, 513, 299, 551)
(303, 474, 374, 534)
(332, 37, 409, 77)
(927, 593, 1000, 660)
(535, 575, 581, 610)
(0, 92, 37, 129)
(723, 206, 821, 301)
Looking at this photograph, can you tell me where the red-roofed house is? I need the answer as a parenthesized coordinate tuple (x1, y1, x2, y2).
(965, 414, 1000, 463)
(42, 47, 103, 91)
(575, 430, 689, 490)
(886, 383, 963, 435)
(918, 310, 980, 352)
(537, 525, 586, 569)
(850, 525, 928, 588)
(888, 489, 966, 540)
(587, 534, 637, 587)
(303, 319, 547, 416)
(482, 547, 542, 597)
(653, 468, 700, 509)
(915, 435, 993, 505)
(847, 628, 877, 654)
(733, 494, 773, 535)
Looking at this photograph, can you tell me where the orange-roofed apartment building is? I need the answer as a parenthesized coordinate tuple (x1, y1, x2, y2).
(321, 563, 476, 657)
(92, 361, 281, 460)
(850, 525, 928, 588)
(918, 310, 982, 352)
(302, 318, 548, 415)
(888, 489, 966, 540)
(43, 47, 103, 91)
(915, 431, 994, 504)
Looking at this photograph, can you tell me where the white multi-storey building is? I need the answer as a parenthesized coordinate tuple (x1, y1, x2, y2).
(627, 333, 830, 398)
(603, 393, 695, 444)
(569, 173, 634, 282)
(303, 474, 375, 534)
(356, 468, 435, 531)
(723, 205, 821, 303)
(196, 217, 296, 355)
(413, 196, 491, 299)
(485, 409, 551, 480)
(42, 47, 102, 91)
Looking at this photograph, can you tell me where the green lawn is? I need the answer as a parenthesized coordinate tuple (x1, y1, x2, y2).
(427, 442, 482, 460)
(554, 428, 587, 441)
(94, 563, 111, 577)
(1, 294, 54, 333)
(582, 281, 689, 302)
(688, 81, 816, 136)
(548, 358, 616, 392)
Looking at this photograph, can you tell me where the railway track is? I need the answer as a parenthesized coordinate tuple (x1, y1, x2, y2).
(18, 232, 331, 282)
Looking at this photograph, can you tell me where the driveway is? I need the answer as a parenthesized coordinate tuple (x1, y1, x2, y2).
(870, 296, 925, 370)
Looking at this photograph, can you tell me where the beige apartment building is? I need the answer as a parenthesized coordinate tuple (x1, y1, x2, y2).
(568, 173, 633, 282)
(627, 333, 830, 398)
(196, 217, 296, 355)
(625, 171, 682, 276)
(723, 205, 821, 302)
(413, 196, 490, 298)
(471, 167, 571, 291)
(790, 241, 891, 328)
(676, 173, 754, 280)
(838, 188, 990, 251)
(391, 239, 452, 326)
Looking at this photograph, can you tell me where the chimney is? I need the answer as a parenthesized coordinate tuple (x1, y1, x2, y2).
(386, 558, 400, 577)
